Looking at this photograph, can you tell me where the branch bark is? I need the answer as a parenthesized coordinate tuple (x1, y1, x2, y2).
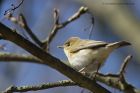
(3, 80, 76, 93)
(0, 52, 42, 63)
(5, 13, 43, 47)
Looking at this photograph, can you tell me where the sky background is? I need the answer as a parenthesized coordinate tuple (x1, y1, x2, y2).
(0, 0, 140, 93)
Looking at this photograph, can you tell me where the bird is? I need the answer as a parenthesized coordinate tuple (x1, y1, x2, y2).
(58, 37, 131, 75)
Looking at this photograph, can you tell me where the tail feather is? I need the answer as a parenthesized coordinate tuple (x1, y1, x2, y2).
(107, 41, 131, 49)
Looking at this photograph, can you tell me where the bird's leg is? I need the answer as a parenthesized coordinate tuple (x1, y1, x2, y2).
(79, 67, 92, 77)
(79, 67, 85, 72)
(96, 63, 101, 74)
(91, 63, 101, 79)
(78, 67, 88, 76)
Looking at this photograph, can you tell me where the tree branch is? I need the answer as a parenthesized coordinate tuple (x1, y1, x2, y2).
(0, 52, 42, 63)
(4, 0, 24, 15)
(119, 55, 132, 76)
(95, 73, 139, 93)
(0, 22, 110, 93)
(18, 14, 43, 47)
(93, 55, 140, 93)
(42, 6, 88, 51)
(5, 13, 43, 47)
(3, 80, 76, 93)
(3, 55, 139, 93)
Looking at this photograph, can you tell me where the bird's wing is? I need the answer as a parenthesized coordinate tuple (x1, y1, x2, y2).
(70, 41, 107, 53)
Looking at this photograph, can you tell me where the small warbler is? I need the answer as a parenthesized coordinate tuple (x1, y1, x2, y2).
(58, 37, 131, 74)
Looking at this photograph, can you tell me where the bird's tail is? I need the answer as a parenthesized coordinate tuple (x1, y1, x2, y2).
(107, 41, 131, 49)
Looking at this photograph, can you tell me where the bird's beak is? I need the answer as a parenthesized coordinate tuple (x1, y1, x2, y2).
(57, 45, 64, 48)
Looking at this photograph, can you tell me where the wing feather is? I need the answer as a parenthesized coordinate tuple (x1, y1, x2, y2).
(70, 41, 107, 53)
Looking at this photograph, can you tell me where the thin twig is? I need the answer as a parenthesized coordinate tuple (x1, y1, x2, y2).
(18, 14, 43, 47)
(94, 72, 138, 93)
(3, 80, 76, 93)
(4, 0, 42, 47)
(43, 6, 88, 51)
(4, 13, 43, 47)
(4, 0, 24, 15)
(89, 16, 94, 39)
(119, 55, 132, 75)
(83, 13, 94, 39)
(91, 55, 138, 93)
(4, 0, 43, 47)
(118, 55, 132, 82)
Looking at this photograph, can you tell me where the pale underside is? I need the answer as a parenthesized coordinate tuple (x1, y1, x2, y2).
(63, 37, 130, 74)
(65, 47, 112, 73)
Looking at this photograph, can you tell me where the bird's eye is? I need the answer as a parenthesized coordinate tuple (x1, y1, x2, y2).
(65, 42, 70, 46)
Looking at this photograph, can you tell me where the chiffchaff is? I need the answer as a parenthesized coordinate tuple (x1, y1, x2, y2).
(58, 37, 131, 74)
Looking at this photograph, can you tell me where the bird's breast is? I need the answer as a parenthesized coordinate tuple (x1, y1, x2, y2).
(68, 49, 98, 70)
(68, 48, 110, 71)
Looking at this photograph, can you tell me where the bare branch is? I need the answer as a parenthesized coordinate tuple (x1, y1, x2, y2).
(4, 6, 88, 51)
(95, 73, 139, 93)
(0, 52, 42, 63)
(88, 55, 139, 93)
(3, 0, 43, 47)
(0, 53, 71, 67)
(18, 14, 43, 47)
(119, 55, 132, 75)
(3, 80, 76, 93)
(4, 0, 24, 15)
(42, 6, 88, 51)
(4, 13, 43, 47)
(53, 9, 59, 25)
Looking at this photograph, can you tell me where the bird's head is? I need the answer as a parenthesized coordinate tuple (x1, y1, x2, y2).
(58, 37, 81, 57)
